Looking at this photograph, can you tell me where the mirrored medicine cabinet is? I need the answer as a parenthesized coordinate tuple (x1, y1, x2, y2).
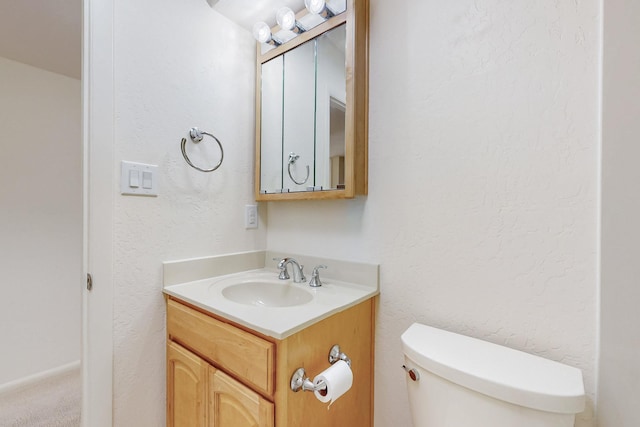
(254, 0, 369, 201)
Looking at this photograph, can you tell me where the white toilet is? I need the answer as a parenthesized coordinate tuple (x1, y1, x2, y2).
(401, 323, 585, 427)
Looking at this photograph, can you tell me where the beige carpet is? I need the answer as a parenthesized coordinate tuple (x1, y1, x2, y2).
(0, 367, 80, 427)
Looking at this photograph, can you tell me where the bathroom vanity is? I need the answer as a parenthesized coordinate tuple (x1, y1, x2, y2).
(163, 251, 378, 426)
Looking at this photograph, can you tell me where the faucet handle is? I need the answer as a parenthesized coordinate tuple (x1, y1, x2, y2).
(274, 257, 290, 280)
(309, 265, 327, 287)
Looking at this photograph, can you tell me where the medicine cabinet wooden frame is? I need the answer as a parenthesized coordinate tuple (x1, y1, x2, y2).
(254, 0, 369, 201)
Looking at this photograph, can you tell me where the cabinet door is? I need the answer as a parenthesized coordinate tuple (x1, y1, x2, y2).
(167, 342, 208, 427)
(208, 367, 274, 427)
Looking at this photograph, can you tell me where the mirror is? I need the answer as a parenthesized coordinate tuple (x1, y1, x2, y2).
(255, 0, 368, 200)
(316, 26, 347, 190)
(259, 26, 346, 193)
(282, 36, 316, 192)
(259, 56, 283, 192)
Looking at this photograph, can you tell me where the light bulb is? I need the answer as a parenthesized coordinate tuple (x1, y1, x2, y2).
(305, 0, 326, 15)
(252, 21, 272, 44)
(276, 7, 296, 31)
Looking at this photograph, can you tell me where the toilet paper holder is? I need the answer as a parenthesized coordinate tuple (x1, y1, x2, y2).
(290, 344, 351, 393)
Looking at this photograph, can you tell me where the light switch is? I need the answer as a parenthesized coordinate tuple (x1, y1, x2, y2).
(129, 170, 140, 188)
(142, 171, 153, 189)
(120, 161, 159, 196)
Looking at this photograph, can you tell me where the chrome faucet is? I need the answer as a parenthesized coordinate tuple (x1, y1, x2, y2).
(276, 257, 306, 283)
(308, 265, 327, 287)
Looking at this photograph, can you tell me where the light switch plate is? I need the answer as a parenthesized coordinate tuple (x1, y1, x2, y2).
(245, 205, 258, 229)
(121, 161, 159, 196)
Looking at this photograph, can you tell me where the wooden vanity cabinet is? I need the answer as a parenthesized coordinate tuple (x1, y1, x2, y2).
(167, 340, 273, 427)
(166, 296, 375, 427)
(209, 368, 274, 427)
(167, 341, 208, 427)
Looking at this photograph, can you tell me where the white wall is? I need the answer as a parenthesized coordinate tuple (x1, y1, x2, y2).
(111, 0, 264, 424)
(266, 1, 600, 426)
(599, 0, 640, 425)
(0, 56, 81, 384)
(104, 0, 602, 425)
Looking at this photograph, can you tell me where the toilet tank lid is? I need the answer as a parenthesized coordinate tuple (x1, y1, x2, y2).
(401, 323, 585, 414)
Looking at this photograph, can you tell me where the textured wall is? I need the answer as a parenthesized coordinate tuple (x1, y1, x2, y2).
(0, 56, 81, 384)
(599, 0, 640, 425)
(112, 0, 264, 424)
(266, 1, 600, 426)
(109, 0, 600, 424)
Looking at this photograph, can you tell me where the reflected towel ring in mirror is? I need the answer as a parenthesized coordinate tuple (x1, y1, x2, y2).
(288, 152, 310, 185)
(180, 127, 224, 172)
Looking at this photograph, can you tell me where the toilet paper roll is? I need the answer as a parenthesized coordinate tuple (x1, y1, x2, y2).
(313, 360, 353, 405)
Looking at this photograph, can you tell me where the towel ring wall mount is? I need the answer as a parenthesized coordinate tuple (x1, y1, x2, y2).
(180, 127, 224, 172)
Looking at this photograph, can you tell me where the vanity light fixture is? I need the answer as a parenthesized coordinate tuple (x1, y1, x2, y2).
(276, 7, 296, 30)
(272, 6, 305, 43)
(252, 21, 281, 46)
(298, 0, 347, 31)
(253, 0, 347, 46)
(306, 0, 347, 17)
(305, 0, 333, 17)
(253, 8, 302, 46)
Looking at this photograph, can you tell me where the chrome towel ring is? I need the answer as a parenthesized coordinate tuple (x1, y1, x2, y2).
(180, 127, 224, 172)
(287, 152, 309, 185)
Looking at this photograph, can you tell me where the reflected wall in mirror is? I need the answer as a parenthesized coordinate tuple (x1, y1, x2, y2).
(283, 38, 316, 192)
(316, 26, 346, 191)
(260, 56, 284, 192)
(255, 0, 368, 201)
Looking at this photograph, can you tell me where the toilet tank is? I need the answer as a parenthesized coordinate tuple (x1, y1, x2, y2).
(401, 323, 585, 427)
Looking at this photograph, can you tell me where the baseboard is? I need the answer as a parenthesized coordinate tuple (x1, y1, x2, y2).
(0, 360, 81, 396)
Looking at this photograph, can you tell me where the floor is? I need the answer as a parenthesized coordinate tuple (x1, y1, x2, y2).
(0, 367, 80, 427)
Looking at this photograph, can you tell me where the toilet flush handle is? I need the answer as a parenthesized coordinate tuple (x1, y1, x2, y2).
(402, 365, 420, 381)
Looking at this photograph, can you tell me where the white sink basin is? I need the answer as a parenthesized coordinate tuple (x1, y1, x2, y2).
(222, 281, 313, 307)
(163, 268, 378, 339)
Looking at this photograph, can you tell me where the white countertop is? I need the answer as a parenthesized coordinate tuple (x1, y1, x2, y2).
(163, 268, 379, 339)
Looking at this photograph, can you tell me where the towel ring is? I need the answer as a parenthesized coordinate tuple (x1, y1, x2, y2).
(287, 152, 309, 185)
(180, 127, 224, 172)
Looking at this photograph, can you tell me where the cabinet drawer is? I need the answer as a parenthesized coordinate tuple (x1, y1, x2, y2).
(167, 299, 275, 397)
